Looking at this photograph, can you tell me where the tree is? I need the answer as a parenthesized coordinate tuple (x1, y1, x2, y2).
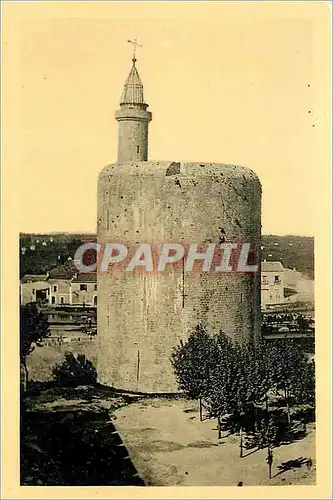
(267, 340, 311, 427)
(205, 331, 242, 438)
(171, 325, 219, 420)
(233, 340, 272, 450)
(52, 353, 97, 387)
(293, 358, 315, 406)
(266, 446, 274, 479)
(20, 303, 50, 391)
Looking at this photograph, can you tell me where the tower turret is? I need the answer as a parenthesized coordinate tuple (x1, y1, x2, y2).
(115, 44, 152, 163)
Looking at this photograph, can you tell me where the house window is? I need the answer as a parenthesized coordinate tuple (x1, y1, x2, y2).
(137, 145, 140, 153)
(51, 297, 56, 304)
(60, 297, 64, 304)
(32, 289, 35, 295)
(53, 285, 58, 293)
(94, 284, 97, 291)
(274, 275, 280, 284)
(262, 275, 268, 285)
(80, 284, 88, 291)
(94, 295, 97, 306)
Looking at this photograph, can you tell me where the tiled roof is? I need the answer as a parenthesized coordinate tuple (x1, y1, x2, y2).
(72, 273, 97, 283)
(21, 274, 48, 283)
(261, 261, 284, 272)
(48, 264, 76, 279)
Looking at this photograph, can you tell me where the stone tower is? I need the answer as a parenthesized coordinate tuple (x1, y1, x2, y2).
(97, 52, 262, 394)
(115, 55, 152, 163)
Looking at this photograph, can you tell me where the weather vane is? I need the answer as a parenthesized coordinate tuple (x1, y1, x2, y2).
(127, 37, 143, 62)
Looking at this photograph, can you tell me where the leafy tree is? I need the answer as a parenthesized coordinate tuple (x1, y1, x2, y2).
(293, 358, 315, 405)
(171, 325, 219, 420)
(52, 353, 97, 387)
(257, 413, 279, 450)
(20, 303, 50, 391)
(205, 332, 242, 437)
(267, 340, 311, 426)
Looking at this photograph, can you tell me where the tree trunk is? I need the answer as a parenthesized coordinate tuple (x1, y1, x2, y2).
(239, 426, 243, 458)
(199, 397, 203, 421)
(267, 446, 273, 479)
(285, 388, 291, 427)
(218, 416, 222, 439)
(254, 406, 259, 433)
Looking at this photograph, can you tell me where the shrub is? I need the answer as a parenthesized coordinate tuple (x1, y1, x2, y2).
(52, 353, 97, 387)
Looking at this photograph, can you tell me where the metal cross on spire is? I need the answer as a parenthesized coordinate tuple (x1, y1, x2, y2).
(127, 37, 143, 63)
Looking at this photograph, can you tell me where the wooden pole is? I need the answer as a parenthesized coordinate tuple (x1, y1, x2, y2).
(240, 426, 243, 458)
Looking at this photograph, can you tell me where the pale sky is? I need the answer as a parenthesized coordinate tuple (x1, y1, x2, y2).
(3, 2, 331, 236)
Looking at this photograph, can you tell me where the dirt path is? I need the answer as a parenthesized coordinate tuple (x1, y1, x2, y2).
(113, 397, 316, 486)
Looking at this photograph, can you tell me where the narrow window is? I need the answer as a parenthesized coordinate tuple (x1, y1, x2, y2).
(32, 289, 35, 295)
(60, 297, 64, 304)
(94, 284, 97, 291)
(53, 285, 58, 293)
(51, 297, 56, 304)
(137, 145, 140, 154)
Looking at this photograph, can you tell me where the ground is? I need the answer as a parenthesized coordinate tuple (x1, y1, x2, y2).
(112, 397, 316, 486)
(21, 385, 316, 487)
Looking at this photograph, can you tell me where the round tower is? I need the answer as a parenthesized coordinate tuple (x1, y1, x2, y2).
(115, 56, 152, 163)
(97, 50, 262, 394)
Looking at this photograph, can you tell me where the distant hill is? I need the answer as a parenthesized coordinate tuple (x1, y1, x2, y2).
(19, 233, 314, 280)
(261, 235, 314, 279)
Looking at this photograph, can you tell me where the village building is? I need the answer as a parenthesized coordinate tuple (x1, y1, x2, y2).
(20, 280, 51, 304)
(20, 267, 97, 307)
(70, 273, 97, 307)
(47, 265, 74, 305)
(261, 260, 314, 308)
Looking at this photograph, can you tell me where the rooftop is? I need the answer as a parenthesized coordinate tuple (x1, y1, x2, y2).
(48, 264, 76, 280)
(21, 274, 48, 283)
(72, 273, 97, 283)
(261, 261, 284, 272)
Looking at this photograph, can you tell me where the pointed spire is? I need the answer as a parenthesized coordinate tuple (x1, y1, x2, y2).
(115, 38, 152, 162)
(120, 60, 146, 105)
(120, 38, 146, 106)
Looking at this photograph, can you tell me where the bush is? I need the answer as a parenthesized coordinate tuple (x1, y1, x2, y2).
(52, 353, 97, 387)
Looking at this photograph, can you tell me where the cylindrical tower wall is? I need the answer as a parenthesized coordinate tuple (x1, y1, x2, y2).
(115, 107, 152, 163)
(97, 162, 262, 393)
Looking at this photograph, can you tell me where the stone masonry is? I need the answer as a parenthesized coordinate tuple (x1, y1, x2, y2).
(97, 56, 262, 393)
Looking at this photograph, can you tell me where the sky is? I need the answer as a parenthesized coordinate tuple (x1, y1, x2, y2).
(3, 2, 331, 236)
